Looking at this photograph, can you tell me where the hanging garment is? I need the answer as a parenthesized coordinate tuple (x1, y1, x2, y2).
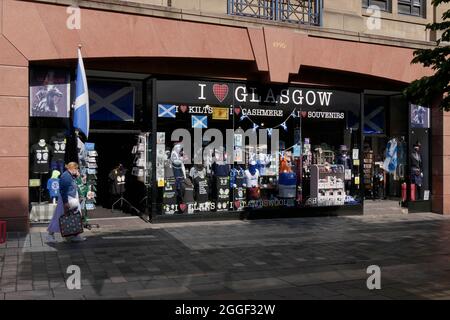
(180, 179, 195, 204)
(50, 135, 66, 162)
(212, 163, 230, 177)
(245, 169, 260, 188)
(31, 142, 52, 173)
(109, 168, 126, 195)
(194, 176, 209, 203)
(47, 178, 60, 198)
(410, 151, 423, 187)
(383, 139, 398, 173)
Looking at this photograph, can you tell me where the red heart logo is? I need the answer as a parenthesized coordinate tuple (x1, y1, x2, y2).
(234, 107, 241, 115)
(180, 204, 187, 212)
(234, 201, 240, 209)
(301, 111, 307, 118)
(213, 84, 229, 102)
(179, 105, 188, 113)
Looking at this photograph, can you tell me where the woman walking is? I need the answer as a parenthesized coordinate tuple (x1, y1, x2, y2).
(46, 162, 86, 243)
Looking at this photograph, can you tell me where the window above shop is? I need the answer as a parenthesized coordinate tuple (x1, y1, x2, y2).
(227, 0, 322, 26)
(398, 0, 425, 18)
(362, 0, 392, 12)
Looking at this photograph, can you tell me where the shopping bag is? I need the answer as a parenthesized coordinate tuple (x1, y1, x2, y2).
(59, 209, 84, 237)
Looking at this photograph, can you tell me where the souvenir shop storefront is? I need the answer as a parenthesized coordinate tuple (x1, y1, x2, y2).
(28, 70, 432, 222)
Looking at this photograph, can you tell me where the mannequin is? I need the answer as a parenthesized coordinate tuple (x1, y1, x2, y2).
(46, 170, 61, 204)
(171, 143, 186, 178)
(336, 145, 352, 170)
(171, 143, 186, 194)
(31, 139, 53, 174)
(245, 161, 260, 200)
(336, 145, 352, 192)
(410, 142, 423, 199)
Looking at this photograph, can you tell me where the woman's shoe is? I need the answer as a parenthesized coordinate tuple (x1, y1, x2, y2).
(46, 234, 57, 243)
(71, 234, 87, 242)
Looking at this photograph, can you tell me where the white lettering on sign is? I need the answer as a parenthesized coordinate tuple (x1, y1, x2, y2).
(264, 88, 277, 103)
(198, 84, 206, 100)
(235, 86, 247, 103)
(318, 92, 333, 106)
(280, 89, 289, 105)
(249, 87, 260, 103)
(306, 91, 316, 106)
(307, 111, 344, 119)
(197, 84, 334, 107)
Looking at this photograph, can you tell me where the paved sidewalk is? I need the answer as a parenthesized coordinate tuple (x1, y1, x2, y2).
(2, 213, 450, 300)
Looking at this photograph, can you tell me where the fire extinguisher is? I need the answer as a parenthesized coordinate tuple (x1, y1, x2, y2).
(401, 182, 407, 202)
(410, 183, 416, 202)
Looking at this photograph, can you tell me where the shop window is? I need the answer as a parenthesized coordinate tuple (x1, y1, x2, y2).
(362, 0, 392, 12)
(409, 104, 430, 202)
(154, 81, 362, 216)
(398, 0, 425, 17)
(28, 68, 149, 220)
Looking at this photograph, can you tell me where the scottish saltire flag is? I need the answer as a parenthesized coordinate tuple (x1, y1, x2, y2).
(192, 115, 207, 129)
(73, 48, 89, 138)
(158, 104, 177, 118)
(364, 105, 385, 134)
(89, 82, 135, 121)
(383, 139, 398, 173)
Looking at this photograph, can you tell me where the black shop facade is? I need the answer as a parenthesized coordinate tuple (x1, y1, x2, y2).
(150, 79, 364, 220)
(29, 72, 431, 223)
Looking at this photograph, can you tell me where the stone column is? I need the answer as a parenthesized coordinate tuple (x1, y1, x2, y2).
(431, 103, 450, 215)
(0, 2, 30, 231)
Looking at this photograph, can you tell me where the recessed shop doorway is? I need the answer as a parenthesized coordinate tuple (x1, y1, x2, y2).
(362, 92, 409, 213)
(86, 130, 146, 218)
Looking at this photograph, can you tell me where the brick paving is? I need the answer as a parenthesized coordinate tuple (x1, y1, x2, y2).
(1, 213, 450, 300)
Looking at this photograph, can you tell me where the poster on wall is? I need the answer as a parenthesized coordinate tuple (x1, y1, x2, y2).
(410, 104, 430, 128)
(30, 69, 70, 118)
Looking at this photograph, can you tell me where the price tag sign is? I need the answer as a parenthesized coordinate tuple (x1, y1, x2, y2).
(29, 179, 41, 187)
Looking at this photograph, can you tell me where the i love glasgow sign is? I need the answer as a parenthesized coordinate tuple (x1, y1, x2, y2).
(155, 80, 360, 110)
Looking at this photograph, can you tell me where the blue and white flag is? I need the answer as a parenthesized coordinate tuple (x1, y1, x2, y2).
(158, 104, 177, 118)
(192, 115, 207, 129)
(383, 138, 398, 173)
(89, 82, 135, 121)
(73, 48, 89, 138)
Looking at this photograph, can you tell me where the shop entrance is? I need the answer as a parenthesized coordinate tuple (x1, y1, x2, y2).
(362, 93, 409, 214)
(86, 130, 146, 218)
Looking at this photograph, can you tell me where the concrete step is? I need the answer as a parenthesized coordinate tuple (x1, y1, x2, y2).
(363, 200, 406, 215)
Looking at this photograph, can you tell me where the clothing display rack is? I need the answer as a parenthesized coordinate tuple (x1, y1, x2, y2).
(132, 132, 151, 214)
